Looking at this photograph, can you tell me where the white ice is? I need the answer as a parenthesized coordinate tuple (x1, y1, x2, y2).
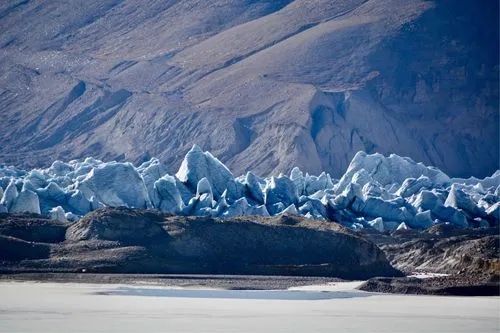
(0, 281, 498, 333)
(0, 147, 498, 230)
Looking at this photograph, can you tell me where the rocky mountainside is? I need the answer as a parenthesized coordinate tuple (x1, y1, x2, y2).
(358, 224, 499, 295)
(0, 0, 498, 178)
(361, 224, 499, 275)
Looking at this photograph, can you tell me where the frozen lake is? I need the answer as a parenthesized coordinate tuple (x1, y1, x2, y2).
(0, 281, 498, 333)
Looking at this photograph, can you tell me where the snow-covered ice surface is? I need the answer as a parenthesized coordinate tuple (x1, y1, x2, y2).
(407, 272, 450, 279)
(288, 281, 365, 291)
(0, 146, 498, 231)
(0, 281, 498, 333)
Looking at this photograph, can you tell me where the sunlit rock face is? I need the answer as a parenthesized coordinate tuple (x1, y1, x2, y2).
(0, 147, 498, 231)
(0, 1, 497, 179)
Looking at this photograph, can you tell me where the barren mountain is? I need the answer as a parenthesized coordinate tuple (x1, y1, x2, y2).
(0, 0, 498, 178)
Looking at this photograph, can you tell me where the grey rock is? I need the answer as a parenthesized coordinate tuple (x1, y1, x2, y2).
(66, 207, 169, 244)
(0, 1, 496, 180)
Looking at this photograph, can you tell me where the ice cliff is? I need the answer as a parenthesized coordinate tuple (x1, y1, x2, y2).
(0, 146, 498, 231)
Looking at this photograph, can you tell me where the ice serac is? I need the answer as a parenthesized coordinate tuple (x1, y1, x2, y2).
(195, 177, 215, 212)
(332, 182, 362, 210)
(0, 180, 18, 211)
(411, 190, 444, 212)
(0, 149, 498, 230)
(223, 197, 253, 217)
(38, 182, 67, 205)
(243, 172, 265, 204)
(410, 210, 433, 229)
(304, 172, 334, 196)
(176, 145, 234, 199)
(77, 162, 150, 209)
(290, 167, 305, 196)
(396, 176, 432, 198)
(10, 190, 41, 214)
(337, 152, 451, 193)
(154, 175, 183, 214)
(282, 204, 299, 215)
(352, 196, 413, 222)
(137, 158, 166, 209)
(486, 203, 500, 223)
(368, 217, 384, 232)
(49, 206, 67, 222)
(67, 190, 91, 215)
(444, 184, 486, 218)
(264, 176, 298, 215)
(396, 222, 409, 231)
(299, 199, 327, 220)
(223, 179, 246, 204)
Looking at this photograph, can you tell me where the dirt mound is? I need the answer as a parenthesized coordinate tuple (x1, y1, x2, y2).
(359, 274, 499, 296)
(0, 208, 401, 279)
(0, 235, 50, 261)
(162, 214, 400, 279)
(66, 207, 170, 245)
(0, 213, 68, 243)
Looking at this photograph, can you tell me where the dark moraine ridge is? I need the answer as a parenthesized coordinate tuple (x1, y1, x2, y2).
(357, 224, 500, 295)
(358, 274, 500, 296)
(0, 207, 401, 280)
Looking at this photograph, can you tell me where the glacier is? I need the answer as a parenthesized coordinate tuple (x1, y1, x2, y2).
(0, 146, 498, 231)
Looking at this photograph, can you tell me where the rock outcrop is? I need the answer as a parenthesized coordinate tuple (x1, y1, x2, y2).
(66, 207, 170, 245)
(1, 208, 401, 279)
(356, 223, 500, 296)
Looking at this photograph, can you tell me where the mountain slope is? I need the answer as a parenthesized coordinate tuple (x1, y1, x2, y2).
(0, 0, 498, 177)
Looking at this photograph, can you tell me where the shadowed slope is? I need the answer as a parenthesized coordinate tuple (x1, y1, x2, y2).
(0, 0, 497, 178)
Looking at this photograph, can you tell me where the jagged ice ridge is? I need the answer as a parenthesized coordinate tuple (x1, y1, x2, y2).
(0, 145, 498, 231)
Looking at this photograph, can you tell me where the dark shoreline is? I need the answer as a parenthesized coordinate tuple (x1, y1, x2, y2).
(0, 273, 342, 290)
(1, 209, 498, 295)
(2, 272, 499, 296)
(358, 275, 500, 296)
